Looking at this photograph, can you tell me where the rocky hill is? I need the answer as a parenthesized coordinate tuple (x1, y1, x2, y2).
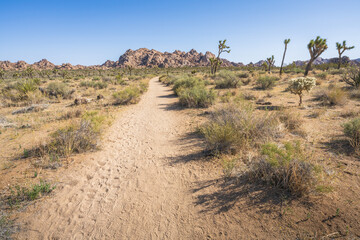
(103, 48, 243, 68)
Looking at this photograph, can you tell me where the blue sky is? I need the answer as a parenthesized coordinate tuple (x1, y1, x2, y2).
(1, 0, 359, 66)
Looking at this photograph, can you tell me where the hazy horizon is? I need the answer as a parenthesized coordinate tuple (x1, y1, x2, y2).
(1, 0, 360, 66)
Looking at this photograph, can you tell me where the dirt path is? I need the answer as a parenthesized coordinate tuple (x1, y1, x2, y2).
(15, 77, 228, 239)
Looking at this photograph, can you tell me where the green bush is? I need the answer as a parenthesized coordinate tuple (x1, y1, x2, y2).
(249, 142, 315, 196)
(343, 118, 360, 150)
(237, 72, 249, 78)
(47, 82, 73, 98)
(200, 104, 279, 154)
(7, 180, 55, 206)
(15, 78, 40, 94)
(80, 81, 108, 89)
(315, 72, 328, 80)
(256, 75, 279, 90)
(214, 71, 241, 89)
(113, 86, 141, 105)
(173, 76, 204, 95)
(178, 85, 215, 108)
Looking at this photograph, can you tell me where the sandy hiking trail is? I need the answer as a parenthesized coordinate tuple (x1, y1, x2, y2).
(15, 77, 241, 239)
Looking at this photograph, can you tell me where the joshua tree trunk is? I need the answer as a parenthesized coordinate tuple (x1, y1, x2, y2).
(299, 94, 303, 106)
(304, 59, 313, 77)
(338, 54, 342, 69)
(280, 45, 287, 76)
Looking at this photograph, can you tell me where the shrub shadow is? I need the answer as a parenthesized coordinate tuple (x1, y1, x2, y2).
(193, 175, 313, 215)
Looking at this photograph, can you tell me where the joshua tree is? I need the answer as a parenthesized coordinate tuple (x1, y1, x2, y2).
(262, 62, 268, 72)
(210, 39, 230, 74)
(304, 36, 328, 76)
(0, 68, 4, 80)
(127, 65, 134, 76)
(336, 41, 355, 69)
(280, 39, 290, 76)
(266, 55, 275, 73)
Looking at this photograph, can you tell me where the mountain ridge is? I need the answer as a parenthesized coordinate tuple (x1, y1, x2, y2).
(1, 48, 359, 70)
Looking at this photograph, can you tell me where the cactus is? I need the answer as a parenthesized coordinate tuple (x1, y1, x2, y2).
(280, 39, 290, 76)
(210, 39, 230, 74)
(336, 41, 354, 69)
(266, 55, 275, 74)
(304, 36, 328, 76)
(287, 77, 316, 106)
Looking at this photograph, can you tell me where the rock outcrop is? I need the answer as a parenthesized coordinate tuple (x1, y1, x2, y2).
(102, 48, 243, 68)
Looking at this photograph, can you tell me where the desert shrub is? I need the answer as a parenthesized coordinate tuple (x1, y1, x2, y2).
(329, 69, 345, 75)
(178, 85, 215, 108)
(242, 92, 257, 100)
(48, 120, 99, 157)
(7, 180, 55, 206)
(316, 72, 328, 80)
(256, 75, 279, 90)
(343, 67, 360, 88)
(15, 78, 40, 95)
(287, 77, 316, 106)
(47, 82, 73, 98)
(277, 109, 302, 131)
(80, 81, 108, 89)
(214, 71, 241, 89)
(139, 80, 149, 93)
(81, 111, 106, 133)
(343, 118, 360, 150)
(173, 76, 203, 95)
(200, 103, 279, 154)
(237, 72, 249, 78)
(248, 142, 315, 196)
(92, 76, 100, 81)
(58, 109, 82, 120)
(113, 86, 141, 105)
(315, 86, 347, 106)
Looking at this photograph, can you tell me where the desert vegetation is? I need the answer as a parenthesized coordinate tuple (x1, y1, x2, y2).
(0, 68, 151, 213)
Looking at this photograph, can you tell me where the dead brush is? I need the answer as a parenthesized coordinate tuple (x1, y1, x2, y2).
(248, 141, 316, 196)
(276, 109, 303, 132)
(28, 120, 98, 160)
(314, 85, 347, 106)
(58, 109, 83, 120)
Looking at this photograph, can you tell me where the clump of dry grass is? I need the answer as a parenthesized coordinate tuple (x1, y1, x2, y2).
(248, 141, 316, 196)
(343, 117, 360, 151)
(277, 109, 303, 132)
(200, 103, 280, 154)
(315, 85, 347, 106)
(58, 109, 83, 120)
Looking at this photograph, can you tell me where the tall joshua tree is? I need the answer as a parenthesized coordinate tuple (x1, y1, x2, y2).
(304, 36, 328, 76)
(336, 41, 354, 69)
(266, 55, 275, 73)
(280, 39, 290, 76)
(210, 39, 230, 74)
